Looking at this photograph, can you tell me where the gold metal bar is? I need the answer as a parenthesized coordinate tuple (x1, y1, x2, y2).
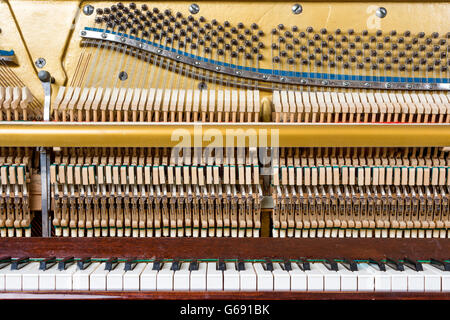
(0, 123, 448, 147)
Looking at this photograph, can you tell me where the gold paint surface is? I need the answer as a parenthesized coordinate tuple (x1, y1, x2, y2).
(0, 123, 448, 147)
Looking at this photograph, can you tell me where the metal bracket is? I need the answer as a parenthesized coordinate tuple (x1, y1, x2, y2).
(38, 71, 52, 236)
(38, 70, 52, 121)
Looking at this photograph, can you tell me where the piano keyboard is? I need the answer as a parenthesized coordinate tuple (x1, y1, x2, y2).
(0, 257, 449, 292)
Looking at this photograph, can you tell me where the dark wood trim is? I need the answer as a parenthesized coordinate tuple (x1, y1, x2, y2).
(0, 237, 449, 260)
(0, 291, 449, 300)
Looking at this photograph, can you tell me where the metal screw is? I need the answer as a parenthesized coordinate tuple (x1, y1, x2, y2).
(118, 71, 128, 81)
(343, 81, 349, 87)
(189, 3, 200, 14)
(235, 71, 241, 75)
(121, 37, 126, 43)
(385, 82, 392, 89)
(406, 84, 412, 89)
(83, 5, 94, 16)
(194, 61, 200, 65)
(262, 75, 268, 80)
(215, 66, 221, 71)
(35, 58, 46, 69)
(157, 49, 162, 54)
(80, 30, 87, 36)
(364, 82, 370, 87)
(425, 84, 431, 90)
(176, 55, 181, 59)
(138, 43, 144, 49)
(280, 77, 286, 82)
(321, 80, 328, 85)
(300, 79, 307, 84)
(101, 33, 107, 39)
(292, 3, 303, 15)
(376, 7, 387, 18)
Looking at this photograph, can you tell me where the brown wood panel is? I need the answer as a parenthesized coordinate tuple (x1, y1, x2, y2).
(0, 237, 449, 260)
(0, 291, 449, 300)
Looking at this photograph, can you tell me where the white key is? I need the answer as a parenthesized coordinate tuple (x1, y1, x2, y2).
(90, 263, 110, 291)
(190, 262, 207, 291)
(123, 263, 147, 291)
(3, 265, 23, 291)
(141, 263, 158, 291)
(39, 263, 59, 291)
(356, 263, 375, 291)
(157, 262, 174, 291)
(173, 263, 190, 291)
(306, 263, 324, 291)
(206, 262, 223, 291)
(254, 263, 274, 291)
(55, 263, 78, 290)
(424, 264, 450, 292)
(240, 263, 257, 291)
(403, 267, 424, 292)
(0, 265, 9, 290)
(73, 262, 101, 291)
(368, 264, 391, 292)
(385, 265, 407, 292)
(289, 263, 307, 291)
(273, 263, 290, 291)
(337, 263, 357, 292)
(21, 262, 41, 291)
(422, 264, 441, 292)
(223, 262, 240, 291)
(315, 263, 340, 291)
(107, 262, 126, 291)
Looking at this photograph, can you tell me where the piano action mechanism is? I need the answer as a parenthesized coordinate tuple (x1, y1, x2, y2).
(0, 0, 449, 299)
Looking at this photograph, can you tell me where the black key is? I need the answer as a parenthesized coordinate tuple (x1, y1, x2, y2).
(386, 257, 404, 271)
(430, 258, 450, 271)
(236, 260, 245, 271)
(323, 259, 339, 271)
(58, 257, 75, 271)
(11, 257, 29, 270)
(368, 258, 386, 272)
(39, 257, 57, 271)
(340, 258, 358, 272)
(216, 259, 226, 271)
(189, 260, 199, 271)
(105, 257, 119, 271)
(264, 259, 274, 271)
(0, 257, 11, 270)
(77, 257, 92, 270)
(124, 257, 138, 271)
(170, 260, 181, 271)
(297, 258, 310, 271)
(403, 257, 423, 272)
(284, 260, 292, 271)
(152, 260, 162, 271)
